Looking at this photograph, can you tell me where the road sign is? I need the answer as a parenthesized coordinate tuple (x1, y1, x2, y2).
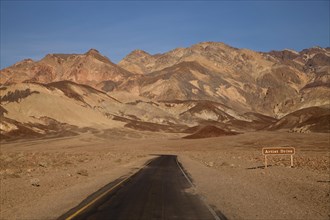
(262, 147, 295, 155)
(262, 147, 295, 168)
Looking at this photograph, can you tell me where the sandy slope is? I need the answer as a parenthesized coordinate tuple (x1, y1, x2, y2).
(0, 131, 329, 220)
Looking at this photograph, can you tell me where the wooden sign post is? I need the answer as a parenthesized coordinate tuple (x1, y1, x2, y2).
(262, 147, 295, 168)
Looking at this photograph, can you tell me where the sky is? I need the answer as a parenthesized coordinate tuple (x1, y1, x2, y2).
(0, 1, 329, 69)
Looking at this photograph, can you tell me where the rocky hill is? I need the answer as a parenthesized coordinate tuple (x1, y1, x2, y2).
(1, 42, 329, 140)
(0, 49, 134, 92)
(118, 42, 329, 118)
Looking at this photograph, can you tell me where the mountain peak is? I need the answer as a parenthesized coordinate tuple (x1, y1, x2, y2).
(121, 49, 153, 63)
(283, 48, 299, 55)
(9, 58, 35, 68)
(83, 48, 114, 64)
(118, 50, 153, 74)
(23, 58, 34, 63)
(85, 48, 100, 55)
(193, 41, 232, 49)
(128, 49, 151, 58)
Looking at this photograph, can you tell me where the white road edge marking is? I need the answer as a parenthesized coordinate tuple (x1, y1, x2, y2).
(175, 157, 221, 220)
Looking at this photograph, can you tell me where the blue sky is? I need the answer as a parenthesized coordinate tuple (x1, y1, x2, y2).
(1, 1, 329, 69)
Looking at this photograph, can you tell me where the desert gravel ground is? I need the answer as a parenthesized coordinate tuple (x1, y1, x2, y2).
(0, 130, 329, 219)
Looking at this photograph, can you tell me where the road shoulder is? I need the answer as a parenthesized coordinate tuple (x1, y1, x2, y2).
(178, 154, 330, 220)
(1, 154, 155, 219)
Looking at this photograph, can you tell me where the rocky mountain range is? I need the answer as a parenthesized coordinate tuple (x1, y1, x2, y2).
(0, 42, 329, 140)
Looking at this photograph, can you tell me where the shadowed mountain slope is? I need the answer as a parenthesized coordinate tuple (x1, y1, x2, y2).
(267, 106, 330, 133)
(183, 125, 239, 139)
(1, 42, 329, 138)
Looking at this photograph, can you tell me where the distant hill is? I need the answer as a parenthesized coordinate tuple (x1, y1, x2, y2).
(1, 42, 329, 140)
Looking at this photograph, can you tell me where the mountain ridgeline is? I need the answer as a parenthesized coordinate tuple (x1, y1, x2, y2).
(0, 42, 329, 140)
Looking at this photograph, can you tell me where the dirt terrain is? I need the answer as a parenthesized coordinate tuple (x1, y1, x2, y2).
(1, 130, 329, 219)
(1, 38, 329, 220)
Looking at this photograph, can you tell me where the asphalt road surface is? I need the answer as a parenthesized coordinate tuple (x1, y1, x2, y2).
(61, 155, 223, 220)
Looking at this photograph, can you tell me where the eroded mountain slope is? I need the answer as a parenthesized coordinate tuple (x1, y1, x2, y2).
(1, 42, 329, 138)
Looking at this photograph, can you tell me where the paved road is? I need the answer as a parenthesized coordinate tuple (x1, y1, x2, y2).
(62, 155, 222, 220)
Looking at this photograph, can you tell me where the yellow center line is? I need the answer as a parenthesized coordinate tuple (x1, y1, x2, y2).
(65, 159, 153, 220)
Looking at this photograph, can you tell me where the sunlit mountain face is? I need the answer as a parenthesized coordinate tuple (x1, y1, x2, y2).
(1, 42, 329, 140)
